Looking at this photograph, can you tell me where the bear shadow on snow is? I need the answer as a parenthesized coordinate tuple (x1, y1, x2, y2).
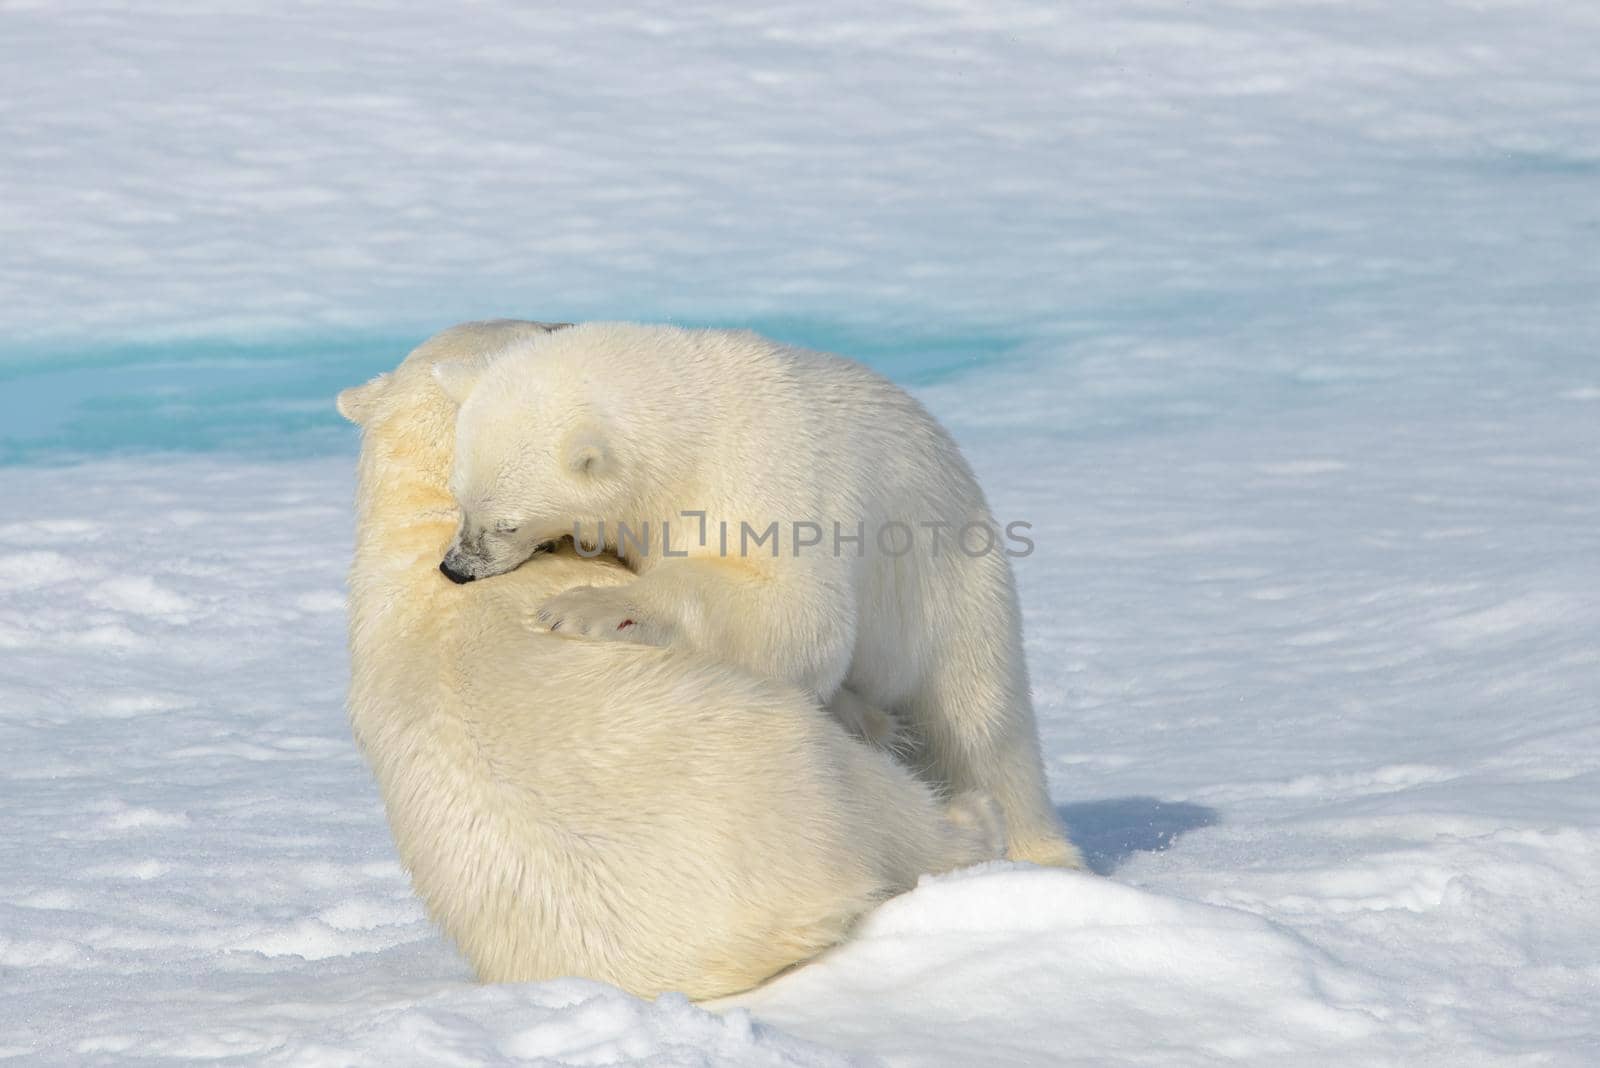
(1057, 798, 1220, 876)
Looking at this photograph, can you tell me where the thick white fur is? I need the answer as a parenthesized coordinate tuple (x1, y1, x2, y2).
(340, 320, 1003, 999)
(439, 322, 1082, 868)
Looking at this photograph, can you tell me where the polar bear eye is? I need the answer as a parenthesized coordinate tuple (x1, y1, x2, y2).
(495, 523, 520, 535)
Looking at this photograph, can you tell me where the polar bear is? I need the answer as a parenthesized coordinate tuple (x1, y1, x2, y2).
(337, 320, 1003, 1000)
(432, 322, 1081, 869)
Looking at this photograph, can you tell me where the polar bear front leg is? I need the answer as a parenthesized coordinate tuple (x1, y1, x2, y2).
(533, 584, 678, 647)
(534, 557, 857, 699)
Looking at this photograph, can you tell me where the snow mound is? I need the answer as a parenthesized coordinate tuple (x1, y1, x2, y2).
(734, 865, 1396, 1066)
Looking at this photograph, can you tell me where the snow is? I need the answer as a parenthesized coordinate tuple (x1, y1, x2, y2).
(5, 1, 1598, 359)
(6, 384, 1597, 1063)
(4, 0, 1600, 1064)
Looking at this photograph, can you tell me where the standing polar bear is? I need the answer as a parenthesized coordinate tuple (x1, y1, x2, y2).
(339, 320, 1004, 999)
(434, 321, 1081, 868)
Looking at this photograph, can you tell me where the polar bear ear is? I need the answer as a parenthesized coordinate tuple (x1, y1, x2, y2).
(336, 374, 390, 425)
(431, 357, 489, 406)
(565, 423, 611, 477)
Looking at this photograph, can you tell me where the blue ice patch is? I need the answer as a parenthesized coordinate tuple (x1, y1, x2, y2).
(0, 323, 1021, 466)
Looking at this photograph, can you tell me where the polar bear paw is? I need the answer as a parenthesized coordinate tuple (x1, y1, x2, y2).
(825, 688, 905, 753)
(534, 585, 672, 646)
(943, 791, 1008, 864)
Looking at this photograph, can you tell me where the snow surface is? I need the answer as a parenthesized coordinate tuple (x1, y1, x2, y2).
(4, 1, 1600, 1064)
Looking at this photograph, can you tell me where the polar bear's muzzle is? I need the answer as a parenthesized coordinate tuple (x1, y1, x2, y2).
(439, 558, 477, 584)
(439, 541, 492, 584)
(440, 538, 558, 585)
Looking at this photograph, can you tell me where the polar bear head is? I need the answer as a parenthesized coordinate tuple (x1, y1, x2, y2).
(432, 324, 640, 584)
(336, 319, 572, 533)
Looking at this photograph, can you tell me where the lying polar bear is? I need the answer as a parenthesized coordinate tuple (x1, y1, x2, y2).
(338, 320, 1003, 999)
(432, 321, 1081, 868)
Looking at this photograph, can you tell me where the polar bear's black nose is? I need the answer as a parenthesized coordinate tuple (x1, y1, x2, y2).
(439, 560, 476, 585)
